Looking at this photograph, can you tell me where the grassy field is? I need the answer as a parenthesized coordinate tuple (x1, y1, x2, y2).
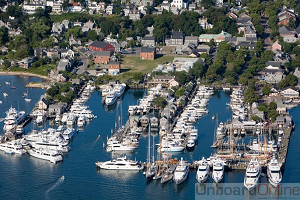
(27, 64, 56, 76)
(121, 55, 175, 73)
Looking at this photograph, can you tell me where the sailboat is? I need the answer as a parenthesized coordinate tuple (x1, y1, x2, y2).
(145, 122, 157, 179)
(11, 80, 16, 89)
(25, 88, 31, 102)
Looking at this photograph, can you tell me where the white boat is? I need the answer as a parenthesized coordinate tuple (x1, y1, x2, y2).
(113, 83, 126, 97)
(5, 81, 10, 85)
(28, 148, 63, 163)
(55, 114, 61, 123)
(146, 163, 157, 179)
(3, 107, 26, 131)
(95, 156, 143, 170)
(35, 112, 45, 124)
(161, 164, 176, 184)
(0, 100, 2, 104)
(16, 125, 24, 134)
(212, 159, 224, 183)
(3, 93, 8, 97)
(101, 87, 111, 97)
(267, 157, 282, 187)
(67, 114, 76, 126)
(61, 113, 68, 124)
(106, 141, 136, 152)
(62, 128, 74, 140)
(158, 142, 184, 152)
(244, 159, 261, 190)
(25, 98, 31, 102)
(0, 141, 26, 154)
(196, 157, 210, 183)
(77, 115, 86, 127)
(186, 139, 195, 150)
(173, 157, 189, 185)
(105, 91, 117, 106)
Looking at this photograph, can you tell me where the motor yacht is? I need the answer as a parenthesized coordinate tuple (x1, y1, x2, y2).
(28, 148, 63, 163)
(114, 83, 126, 97)
(95, 156, 143, 170)
(267, 157, 282, 187)
(212, 158, 224, 183)
(0, 140, 26, 154)
(196, 157, 210, 183)
(173, 157, 189, 185)
(3, 107, 26, 131)
(244, 159, 261, 190)
(105, 91, 117, 106)
(77, 115, 86, 127)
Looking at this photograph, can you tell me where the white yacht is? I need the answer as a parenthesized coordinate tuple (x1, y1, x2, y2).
(173, 157, 189, 185)
(77, 115, 86, 127)
(212, 159, 224, 183)
(267, 157, 282, 187)
(101, 87, 111, 97)
(35, 112, 45, 124)
(186, 139, 195, 150)
(24, 97, 31, 102)
(62, 128, 74, 140)
(114, 83, 126, 97)
(61, 113, 68, 124)
(67, 114, 76, 126)
(105, 91, 117, 106)
(3, 92, 8, 97)
(28, 148, 63, 163)
(158, 142, 184, 152)
(106, 141, 136, 152)
(3, 107, 26, 131)
(244, 159, 261, 190)
(0, 141, 26, 154)
(95, 156, 143, 170)
(196, 157, 210, 183)
(55, 114, 61, 123)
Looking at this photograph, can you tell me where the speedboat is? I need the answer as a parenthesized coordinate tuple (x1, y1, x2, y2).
(196, 157, 210, 183)
(105, 91, 117, 106)
(212, 158, 224, 183)
(3, 93, 8, 97)
(244, 159, 261, 190)
(77, 115, 86, 127)
(186, 139, 195, 150)
(95, 156, 143, 170)
(24, 98, 31, 102)
(28, 148, 63, 163)
(267, 157, 282, 187)
(0, 141, 26, 154)
(173, 157, 189, 185)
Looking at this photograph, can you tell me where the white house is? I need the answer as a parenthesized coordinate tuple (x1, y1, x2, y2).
(23, 4, 45, 15)
(171, 0, 187, 9)
(280, 87, 299, 98)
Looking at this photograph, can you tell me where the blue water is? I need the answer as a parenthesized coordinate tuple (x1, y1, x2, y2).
(0, 76, 299, 199)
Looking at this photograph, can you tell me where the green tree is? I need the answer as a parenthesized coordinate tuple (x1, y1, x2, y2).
(288, 17, 296, 29)
(0, 27, 8, 45)
(87, 30, 98, 41)
(153, 96, 167, 109)
(174, 87, 185, 98)
(262, 85, 271, 95)
(269, 102, 277, 110)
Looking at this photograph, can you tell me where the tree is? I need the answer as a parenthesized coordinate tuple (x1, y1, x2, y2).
(262, 85, 271, 95)
(278, 74, 298, 89)
(62, 0, 70, 11)
(0, 27, 8, 45)
(87, 30, 98, 41)
(288, 17, 296, 30)
(153, 96, 167, 109)
(269, 102, 277, 110)
(268, 109, 278, 122)
(174, 87, 185, 98)
(46, 85, 59, 97)
(244, 86, 259, 104)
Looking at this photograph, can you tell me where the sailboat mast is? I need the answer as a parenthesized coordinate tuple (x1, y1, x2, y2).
(147, 120, 151, 164)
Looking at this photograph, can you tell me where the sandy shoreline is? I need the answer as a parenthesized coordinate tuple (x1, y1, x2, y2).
(0, 71, 53, 81)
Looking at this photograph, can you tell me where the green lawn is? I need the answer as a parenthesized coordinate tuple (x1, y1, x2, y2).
(27, 64, 56, 76)
(121, 55, 175, 73)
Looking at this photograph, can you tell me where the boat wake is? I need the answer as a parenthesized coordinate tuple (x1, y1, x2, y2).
(92, 135, 101, 147)
(45, 176, 64, 199)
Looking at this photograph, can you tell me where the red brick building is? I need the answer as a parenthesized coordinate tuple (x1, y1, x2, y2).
(93, 51, 112, 64)
(140, 47, 155, 60)
(88, 41, 115, 52)
(277, 9, 297, 26)
(108, 61, 120, 75)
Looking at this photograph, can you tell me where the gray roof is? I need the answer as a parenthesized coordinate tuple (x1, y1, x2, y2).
(265, 61, 282, 67)
(89, 41, 109, 48)
(185, 36, 198, 40)
(143, 35, 155, 40)
(94, 51, 111, 56)
(141, 47, 155, 53)
(279, 26, 293, 35)
(170, 31, 184, 39)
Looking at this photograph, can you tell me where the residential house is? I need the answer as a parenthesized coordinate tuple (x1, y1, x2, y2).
(18, 57, 34, 69)
(277, 8, 297, 26)
(82, 20, 94, 33)
(140, 47, 155, 60)
(272, 40, 282, 52)
(52, 22, 65, 35)
(261, 62, 285, 84)
(57, 58, 73, 72)
(88, 41, 115, 52)
(244, 26, 256, 38)
(161, 1, 170, 11)
(189, 3, 196, 11)
(107, 61, 120, 75)
(62, 20, 71, 29)
(23, 4, 45, 14)
(106, 4, 115, 15)
(170, 0, 187, 9)
(60, 49, 74, 58)
(37, 97, 49, 110)
(69, 2, 84, 12)
(165, 31, 185, 46)
(49, 103, 65, 116)
(176, 44, 195, 55)
(141, 35, 155, 47)
(279, 26, 297, 43)
(280, 87, 299, 98)
(185, 36, 198, 46)
(93, 51, 112, 64)
(235, 41, 256, 50)
(198, 17, 214, 29)
(148, 75, 176, 87)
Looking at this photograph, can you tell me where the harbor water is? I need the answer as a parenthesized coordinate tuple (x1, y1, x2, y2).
(0, 76, 299, 199)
